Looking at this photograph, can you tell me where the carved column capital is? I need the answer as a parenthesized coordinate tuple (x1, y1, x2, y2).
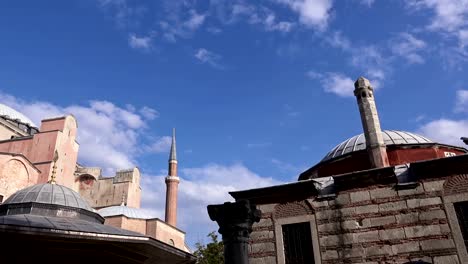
(208, 200, 261, 243)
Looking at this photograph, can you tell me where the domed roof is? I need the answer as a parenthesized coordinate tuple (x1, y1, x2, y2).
(322, 130, 433, 161)
(0, 103, 36, 127)
(3, 183, 92, 211)
(98, 205, 157, 220)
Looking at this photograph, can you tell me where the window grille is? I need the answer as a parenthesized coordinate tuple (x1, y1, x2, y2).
(455, 201, 468, 252)
(282, 222, 314, 264)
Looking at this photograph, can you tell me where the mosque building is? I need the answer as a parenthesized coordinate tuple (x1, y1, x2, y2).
(213, 77, 468, 264)
(0, 104, 194, 263)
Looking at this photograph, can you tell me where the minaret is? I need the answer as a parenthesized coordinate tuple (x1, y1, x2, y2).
(165, 128, 179, 226)
(354, 77, 389, 168)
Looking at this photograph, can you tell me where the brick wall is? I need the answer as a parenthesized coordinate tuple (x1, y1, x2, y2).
(248, 178, 464, 264)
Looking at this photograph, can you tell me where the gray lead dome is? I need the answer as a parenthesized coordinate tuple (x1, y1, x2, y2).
(322, 130, 433, 161)
(0, 103, 37, 127)
(3, 183, 92, 211)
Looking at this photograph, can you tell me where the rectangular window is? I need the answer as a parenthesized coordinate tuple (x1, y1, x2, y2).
(455, 201, 468, 252)
(282, 222, 314, 264)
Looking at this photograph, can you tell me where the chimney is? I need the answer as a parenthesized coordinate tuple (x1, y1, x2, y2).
(354, 77, 389, 168)
(165, 128, 179, 226)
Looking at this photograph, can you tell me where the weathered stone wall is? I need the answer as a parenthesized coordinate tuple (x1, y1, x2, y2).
(78, 168, 141, 209)
(249, 203, 277, 264)
(248, 178, 464, 264)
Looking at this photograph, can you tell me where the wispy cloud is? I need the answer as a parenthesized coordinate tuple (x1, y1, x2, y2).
(307, 71, 355, 97)
(97, 0, 146, 29)
(277, 0, 333, 30)
(406, 0, 468, 59)
(128, 33, 153, 50)
(455, 90, 468, 112)
(194, 48, 223, 69)
(148, 136, 172, 153)
(390, 33, 427, 64)
(160, 9, 206, 42)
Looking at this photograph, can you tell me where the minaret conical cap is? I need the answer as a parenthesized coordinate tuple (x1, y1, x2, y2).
(169, 128, 177, 161)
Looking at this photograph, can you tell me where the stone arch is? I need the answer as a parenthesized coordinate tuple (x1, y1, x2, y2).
(0, 158, 30, 199)
(444, 174, 468, 196)
(273, 200, 314, 219)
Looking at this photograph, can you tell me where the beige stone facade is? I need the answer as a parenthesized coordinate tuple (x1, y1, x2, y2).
(76, 167, 141, 209)
(104, 215, 189, 252)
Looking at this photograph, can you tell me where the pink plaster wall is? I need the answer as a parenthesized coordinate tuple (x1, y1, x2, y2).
(0, 116, 78, 189)
(0, 155, 40, 200)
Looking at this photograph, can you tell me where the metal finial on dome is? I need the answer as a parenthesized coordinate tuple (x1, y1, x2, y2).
(48, 150, 59, 184)
(169, 128, 177, 161)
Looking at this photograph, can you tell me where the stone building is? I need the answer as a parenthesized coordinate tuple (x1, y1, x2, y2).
(218, 77, 468, 264)
(0, 103, 192, 260)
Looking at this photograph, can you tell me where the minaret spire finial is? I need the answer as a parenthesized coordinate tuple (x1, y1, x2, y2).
(169, 128, 177, 161)
(49, 150, 59, 184)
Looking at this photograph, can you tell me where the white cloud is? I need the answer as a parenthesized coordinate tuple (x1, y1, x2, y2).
(418, 119, 468, 147)
(307, 71, 355, 97)
(455, 90, 468, 112)
(459, 30, 468, 47)
(0, 92, 156, 175)
(418, 89, 468, 147)
(350, 46, 387, 88)
(148, 136, 172, 153)
(277, 0, 333, 30)
(184, 9, 206, 30)
(128, 33, 152, 50)
(326, 31, 351, 51)
(407, 0, 468, 32)
(140, 163, 282, 246)
(97, 0, 146, 29)
(159, 9, 206, 42)
(228, 4, 295, 33)
(390, 33, 427, 64)
(139, 106, 159, 120)
(406, 0, 468, 48)
(194, 48, 223, 69)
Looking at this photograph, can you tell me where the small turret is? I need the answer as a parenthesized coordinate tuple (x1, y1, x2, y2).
(354, 77, 389, 168)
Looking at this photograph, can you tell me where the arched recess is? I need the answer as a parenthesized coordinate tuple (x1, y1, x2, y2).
(76, 173, 97, 190)
(273, 200, 314, 219)
(444, 174, 468, 196)
(0, 158, 30, 199)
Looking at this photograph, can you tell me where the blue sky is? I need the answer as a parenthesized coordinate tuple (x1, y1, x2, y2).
(1, 0, 468, 247)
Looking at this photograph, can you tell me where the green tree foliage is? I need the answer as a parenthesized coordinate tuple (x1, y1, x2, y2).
(194, 231, 224, 264)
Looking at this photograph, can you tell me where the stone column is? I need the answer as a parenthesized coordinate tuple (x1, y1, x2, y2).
(354, 76, 389, 168)
(207, 200, 261, 264)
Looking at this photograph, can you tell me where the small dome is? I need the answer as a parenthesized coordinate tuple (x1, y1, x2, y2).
(98, 206, 157, 220)
(322, 130, 433, 161)
(0, 103, 36, 127)
(3, 183, 92, 211)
